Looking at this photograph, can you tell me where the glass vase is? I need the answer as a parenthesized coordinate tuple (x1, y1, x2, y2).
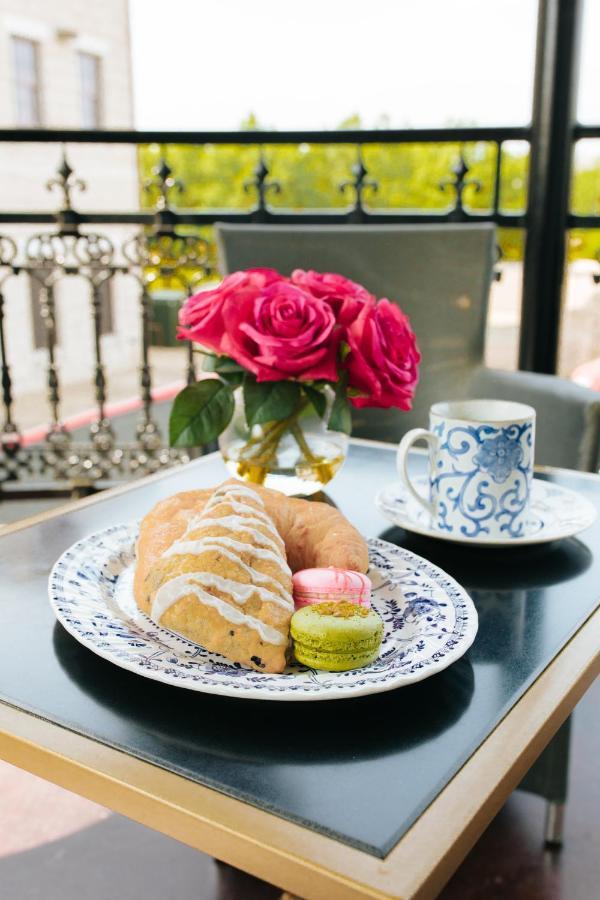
(218, 387, 348, 496)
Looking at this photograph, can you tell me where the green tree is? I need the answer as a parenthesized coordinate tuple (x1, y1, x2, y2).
(139, 119, 600, 276)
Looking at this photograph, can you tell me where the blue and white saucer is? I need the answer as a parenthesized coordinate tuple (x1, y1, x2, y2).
(376, 476, 597, 547)
(48, 524, 477, 701)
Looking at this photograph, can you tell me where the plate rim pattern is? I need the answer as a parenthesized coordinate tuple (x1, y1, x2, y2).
(48, 524, 478, 701)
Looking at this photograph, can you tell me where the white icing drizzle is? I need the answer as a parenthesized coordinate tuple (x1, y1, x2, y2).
(191, 515, 283, 554)
(184, 506, 282, 545)
(152, 482, 292, 646)
(162, 535, 291, 573)
(170, 571, 291, 610)
(152, 574, 286, 645)
(208, 484, 265, 507)
(168, 538, 287, 592)
(204, 500, 282, 538)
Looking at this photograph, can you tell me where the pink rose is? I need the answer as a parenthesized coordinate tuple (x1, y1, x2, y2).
(178, 268, 281, 353)
(346, 299, 420, 409)
(222, 281, 340, 382)
(241, 267, 283, 286)
(291, 269, 375, 325)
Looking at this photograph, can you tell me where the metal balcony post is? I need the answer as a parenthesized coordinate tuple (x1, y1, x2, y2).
(519, 0, 583, 373)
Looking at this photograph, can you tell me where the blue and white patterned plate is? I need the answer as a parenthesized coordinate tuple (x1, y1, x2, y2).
(376, 476, 597, 547)
(48, 524, 478, 701)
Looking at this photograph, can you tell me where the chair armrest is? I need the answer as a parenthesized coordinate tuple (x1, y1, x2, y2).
(468, 366, 600, 472)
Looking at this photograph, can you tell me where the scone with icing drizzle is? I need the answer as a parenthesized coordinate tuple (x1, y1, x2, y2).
(141, 483, 293, 673)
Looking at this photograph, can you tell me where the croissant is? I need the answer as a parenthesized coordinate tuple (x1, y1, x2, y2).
(134, 479, 369, 673)
(143, 483, 293, 672)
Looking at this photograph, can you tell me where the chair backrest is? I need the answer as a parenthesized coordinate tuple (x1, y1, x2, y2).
(217, 223, 496, 440)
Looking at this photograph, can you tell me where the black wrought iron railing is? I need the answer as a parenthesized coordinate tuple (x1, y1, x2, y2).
(0, 121, 598, 495)
(0, 126, 530, 227)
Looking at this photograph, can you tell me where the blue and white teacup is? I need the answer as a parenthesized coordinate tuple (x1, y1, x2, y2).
(397, 399, 536, 540)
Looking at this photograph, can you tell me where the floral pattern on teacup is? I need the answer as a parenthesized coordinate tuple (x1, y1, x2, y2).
(431, 421, 534, 539)
(473, 433, 524, 484)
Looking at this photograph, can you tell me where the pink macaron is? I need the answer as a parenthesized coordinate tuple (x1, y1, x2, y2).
(292, 567, 372, 610)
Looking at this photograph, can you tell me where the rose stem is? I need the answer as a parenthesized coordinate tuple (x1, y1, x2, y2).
(239, 418, 292, 463)
(238, 399, 310, 464)
(290, 422, 319, 464)
(239, 419, 279, 451)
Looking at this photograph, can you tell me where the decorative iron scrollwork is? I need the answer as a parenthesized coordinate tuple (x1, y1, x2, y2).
(143, 156, 184, 213)
(123, 228, 211, 393)
(0, 235, 21, 467)
(46, 151, 86, 234)
(244, 153, 281, 218)
(0, 441, 193, 486)
(74, 232, 114, 268)
(26, 232, 70, 267)
(80, 236, 117, 446)
(142, 156, 185, 234)
(339, 148, 379, 221)
(123, 231, 209, 291)
(0, 235, 17, 268)
(439, 150, 482, 219)
(46, 152, 87, 210)
(0, 149, 216, 490)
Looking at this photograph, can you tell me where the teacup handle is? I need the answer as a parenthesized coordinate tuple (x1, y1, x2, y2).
(396, 428, 440, 519)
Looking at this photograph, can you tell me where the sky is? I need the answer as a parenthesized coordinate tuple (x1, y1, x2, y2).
(129, 0, 600, 132)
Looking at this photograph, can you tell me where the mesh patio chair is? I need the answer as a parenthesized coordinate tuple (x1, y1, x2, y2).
(217, 222, 600, 844)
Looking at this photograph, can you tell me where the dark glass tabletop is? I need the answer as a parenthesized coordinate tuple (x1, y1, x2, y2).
(0, 442, 598, 858)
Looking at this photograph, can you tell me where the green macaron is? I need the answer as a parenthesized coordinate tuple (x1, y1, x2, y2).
(290, 601, 384, 672)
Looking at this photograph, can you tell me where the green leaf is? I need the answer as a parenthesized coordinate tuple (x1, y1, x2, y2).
(202, 355, 244, 388)
(243, 376, 301, 427)
(220, 372, 244, 389)
(169, 379, 234, 447)
(202, 354, 244, 375)
(302, 384, 327, 419)
(328, 375, 352, 435)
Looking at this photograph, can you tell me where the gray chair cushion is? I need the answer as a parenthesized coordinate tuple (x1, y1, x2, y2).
(469, 366, 600, 472)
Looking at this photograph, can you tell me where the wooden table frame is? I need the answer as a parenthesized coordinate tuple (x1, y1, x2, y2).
(0, 446, 598, 900)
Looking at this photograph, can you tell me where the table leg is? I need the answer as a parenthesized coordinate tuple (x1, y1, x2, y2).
(518, 715, 571, 846)
(544, 801, 566, 847)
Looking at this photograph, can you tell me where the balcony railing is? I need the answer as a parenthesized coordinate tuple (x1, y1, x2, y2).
(0, 124, 598, 495)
